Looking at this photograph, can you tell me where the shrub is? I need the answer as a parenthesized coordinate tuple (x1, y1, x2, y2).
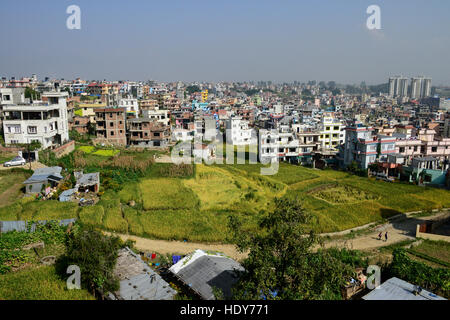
(64, 226, 122, 296)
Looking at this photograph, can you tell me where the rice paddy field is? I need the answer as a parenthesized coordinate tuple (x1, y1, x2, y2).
(0, 265, 95, 300)
(1, 161, 450, 243)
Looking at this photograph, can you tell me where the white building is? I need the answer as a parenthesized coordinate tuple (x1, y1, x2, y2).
(118, 98, 139, 117)
(142, 109, 170, 126)
(172, 128, 194, 142)
(2, 91, 69, 149)
(258, 126, 300, 163)
(226, 116, 255, 146)
(320, 114, 345, 152)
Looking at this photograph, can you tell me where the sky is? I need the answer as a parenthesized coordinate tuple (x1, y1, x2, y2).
(0, 0, 449, 85)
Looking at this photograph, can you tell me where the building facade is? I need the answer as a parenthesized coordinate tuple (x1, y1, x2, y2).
(2, 91, 69, 149)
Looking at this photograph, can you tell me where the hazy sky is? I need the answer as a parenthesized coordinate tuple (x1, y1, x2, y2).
(1, 0, 449, 85)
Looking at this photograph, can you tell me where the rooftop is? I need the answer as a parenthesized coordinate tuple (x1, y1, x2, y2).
(169, 249, 244, 300)
(108, 248, 177, 300)
(362, 277, 446, 300)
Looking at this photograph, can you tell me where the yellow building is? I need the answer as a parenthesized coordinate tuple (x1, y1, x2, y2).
(201, 90, 208, 102)
(76, 103, 107, 122)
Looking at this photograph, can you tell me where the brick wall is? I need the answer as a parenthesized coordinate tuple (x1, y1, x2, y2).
(53, 140, 75, 158)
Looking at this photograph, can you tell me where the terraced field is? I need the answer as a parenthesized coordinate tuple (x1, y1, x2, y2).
(1, 162, 449, 243)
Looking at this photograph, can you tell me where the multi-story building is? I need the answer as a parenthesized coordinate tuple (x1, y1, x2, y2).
(319, 113, 345, 152)
(94, 107, 127, 146)
(342, 122, 396, 169)
(118, 98, 139, 118)
(226, 116, 255, 146)
(389, 76, 409, 98)
(258, 126, 300, 163)
(2, 91, 69, 149)
(128, 118, 170, 147)
(142, 109, 170, 126)
(296, 131, 321, 164)
(410, 77, 432, 99)
(0, 87, 26, 127)
(69, 115, 90, 134)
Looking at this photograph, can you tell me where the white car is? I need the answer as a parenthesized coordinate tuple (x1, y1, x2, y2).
(3, 156, 26, 167)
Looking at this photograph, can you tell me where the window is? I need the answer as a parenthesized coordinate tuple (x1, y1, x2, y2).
(399, 147, 405, 153)
(110, 122, 114, 127)
(414, 146, 417, 152)
(432, 147, 437, 152)
(28, 126, 37, 134)
(334, 126, 339, 131)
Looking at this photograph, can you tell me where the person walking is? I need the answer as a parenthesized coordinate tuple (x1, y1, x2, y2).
(385, 231, 388, 242)
(378, 232, 382, 240)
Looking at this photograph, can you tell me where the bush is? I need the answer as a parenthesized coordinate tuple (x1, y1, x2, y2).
(64, 226, 122, 296)
(387, 249, 450, 298)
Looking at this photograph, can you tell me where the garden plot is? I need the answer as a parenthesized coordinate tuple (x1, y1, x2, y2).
(310, 184, 379, 204)
(139, 178, 200, 210)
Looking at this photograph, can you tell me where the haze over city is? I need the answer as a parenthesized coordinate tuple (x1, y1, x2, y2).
(1, 0, 450, 84)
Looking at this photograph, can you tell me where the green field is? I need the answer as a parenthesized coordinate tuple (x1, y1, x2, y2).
(92, 149, 120, 157)
(0, 170, 32, 208)
(1, 161, 449, 243)
(0, 265, 95, 300)
(77, 145, 95, 154)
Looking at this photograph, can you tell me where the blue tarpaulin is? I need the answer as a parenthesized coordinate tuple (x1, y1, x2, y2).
(172, 255, 181, 264)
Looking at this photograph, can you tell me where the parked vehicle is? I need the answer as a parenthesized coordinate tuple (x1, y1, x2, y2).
(3, 156, 26, 167)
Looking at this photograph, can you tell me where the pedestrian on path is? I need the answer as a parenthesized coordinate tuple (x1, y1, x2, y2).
(385, 231, 388, 242)
(378, 232, 382, 240)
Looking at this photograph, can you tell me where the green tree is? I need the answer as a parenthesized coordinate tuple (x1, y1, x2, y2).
(186, 85, 200, 95)
(228, 198, 353, 300)
(64, 226, 122, 298)
(24, 87, 40, 100)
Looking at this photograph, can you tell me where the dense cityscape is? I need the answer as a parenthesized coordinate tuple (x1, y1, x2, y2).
(0, 0, 449, 312)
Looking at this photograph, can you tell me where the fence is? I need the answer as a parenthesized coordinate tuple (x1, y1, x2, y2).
(0, 218, 77, 233)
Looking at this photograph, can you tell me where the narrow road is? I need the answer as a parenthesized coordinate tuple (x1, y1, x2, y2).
(321, 210, 450, 250)
(105, 232, 247, 261)
(106, 210, 450, 261)
(0, 161, 46, 171)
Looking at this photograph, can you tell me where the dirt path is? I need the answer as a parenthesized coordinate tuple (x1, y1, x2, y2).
(105, 232, 248, 261)
(321, 211, 450, 251)
(107, 211, 450, 261)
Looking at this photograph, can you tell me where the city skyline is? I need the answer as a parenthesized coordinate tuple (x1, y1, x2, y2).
(1, 0, 450, 85)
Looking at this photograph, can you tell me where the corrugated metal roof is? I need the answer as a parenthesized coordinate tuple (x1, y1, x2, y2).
(110, 248, 176, 300)
(169, 249, 244, 300)
(23, 166, 63, 184)
(76, 172, 99, 186)
(362, 277, 446, 300)
(0, 218, 76, 233)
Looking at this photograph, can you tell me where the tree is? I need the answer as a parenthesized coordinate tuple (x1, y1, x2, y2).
(228, 198, 353, 300)
(24, 87, 40, 100)
(186, 85, 200, 95)
(64, 226, 122, 298)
